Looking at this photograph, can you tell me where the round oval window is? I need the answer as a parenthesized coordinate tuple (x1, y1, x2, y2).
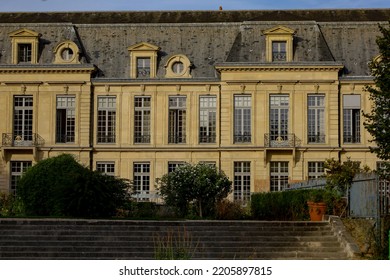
(172, 61, 184, 74)
(61, 48, 74, 61)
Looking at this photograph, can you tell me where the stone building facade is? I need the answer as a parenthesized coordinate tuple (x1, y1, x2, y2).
(0, 10, 389, 201)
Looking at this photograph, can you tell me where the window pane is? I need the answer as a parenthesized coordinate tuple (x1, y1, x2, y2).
(234, 95, 251, 143)
(308, 95, 325, 143)
(199, 96, 217, 143)
(97, 96, 116, 143)
(137, 58, 151, 78)
(134, 96, 151, 143)
(234, 161, 251, 202)
(169, 96, 186, 143)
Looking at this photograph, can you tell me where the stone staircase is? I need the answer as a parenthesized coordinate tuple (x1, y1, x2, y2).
(0, 218, 358, 260)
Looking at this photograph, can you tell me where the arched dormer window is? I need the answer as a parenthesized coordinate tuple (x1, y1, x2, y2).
(263, 25, 296, 62)
(53, 41, 80, 64)
(164, 54, 192, 78)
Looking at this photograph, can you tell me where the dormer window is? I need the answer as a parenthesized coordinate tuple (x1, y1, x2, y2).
(53, 41, 80, 64)
(9, 28, 40, 64)
(263, 25, 295, 62)
(128, 42, 160, 79)
(164, 54, 192, 78)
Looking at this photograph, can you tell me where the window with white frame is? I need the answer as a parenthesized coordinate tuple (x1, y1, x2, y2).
(272, 41, 287, 61)
(308, 161, 325, 180)
(308, 95, 325, 143)
(10, 161, 32, 196)
(13, 96, 33, 143)
(134, 96, 151, 143)
(137, 57, 151, 78)
(234, 95, 251, 143)
(96, 162, 115, 176)
(199, 96, 216, 143)
(343, 95, 361, 143)
(270, 161, 289, 192)
(18, 43, 32, 63)
(97, 96, 116, 143)
(168, 96, 186, 144)
(56, 96, 75, 143)
(133, 163, 150, 201)
(270, 95, 289, 142)
(234, 161, 251, 202)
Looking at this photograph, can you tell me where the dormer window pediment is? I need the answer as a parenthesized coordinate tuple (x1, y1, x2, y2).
(263, 26, 296, 36)
(128, 42, 160, 52)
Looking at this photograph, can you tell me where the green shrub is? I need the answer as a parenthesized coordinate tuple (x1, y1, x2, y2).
(17, 154, 131, 218)
(251, 189, 343, 221)
(0, 192, 24, 217)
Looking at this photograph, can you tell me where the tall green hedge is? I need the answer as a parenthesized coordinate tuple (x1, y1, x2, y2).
(251, 189, 343, 221)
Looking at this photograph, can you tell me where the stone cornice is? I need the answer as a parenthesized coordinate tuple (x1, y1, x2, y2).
(215, 63, 344, 72)
(0, 64, 96, 74)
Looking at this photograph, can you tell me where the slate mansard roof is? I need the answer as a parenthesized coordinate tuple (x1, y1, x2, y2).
(0, 9, 389, 80)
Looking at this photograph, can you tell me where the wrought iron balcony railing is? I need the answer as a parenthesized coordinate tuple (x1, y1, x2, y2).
(168, 133, 186, 144)
(308, 134, 326, 143)
(2, 133, 44, 147)
(264, 133, 297, 148)
(97, 134, 116, 144)
(199, 134, 216, 144)
(343, 134, 361, 144)
(234, 133, 252, 143)
(134, 134, 151, 144)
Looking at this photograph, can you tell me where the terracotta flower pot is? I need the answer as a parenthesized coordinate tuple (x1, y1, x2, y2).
(307, 201, 327, 221)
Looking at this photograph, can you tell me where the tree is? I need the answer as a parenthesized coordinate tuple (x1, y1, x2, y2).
(324, 158, 370, 194)
(363, 22, 390, 176)
(17, 154, 131, 218)
(156, 163, 232, 218)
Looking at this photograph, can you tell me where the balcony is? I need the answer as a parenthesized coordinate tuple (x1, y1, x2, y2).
(168, 133, 186, 144)
(343, 134, 361, 144)
(264, 133, 298, 148)
(134, 134, 151, 144)
(234, 133, 252, 143)
(308, 134, 326, 144)
(199, 134, 216, 144)
(2, 133, 44, 147)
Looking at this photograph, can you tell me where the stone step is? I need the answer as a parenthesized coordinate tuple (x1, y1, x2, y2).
(0, 240, 343, 248)
(0, 218, 353, 260)
(0, 250, 348, 260)
(0, 230, 335, 238)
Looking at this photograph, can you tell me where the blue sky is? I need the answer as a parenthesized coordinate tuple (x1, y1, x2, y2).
(0, 0, 389, 12)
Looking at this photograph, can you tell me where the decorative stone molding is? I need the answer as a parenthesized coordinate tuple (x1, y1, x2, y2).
(164, 54, 192, 78)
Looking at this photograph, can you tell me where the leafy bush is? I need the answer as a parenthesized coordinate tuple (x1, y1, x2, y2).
(0, 192, 24, 217)
(157, 163, 232, 218)
(17, 154, 131, 218)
